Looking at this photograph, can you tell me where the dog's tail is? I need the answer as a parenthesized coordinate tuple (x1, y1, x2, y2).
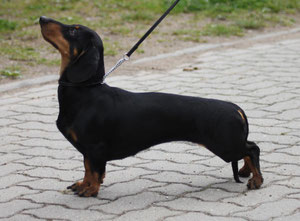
(237, 108, 249, 141)
(232, 161, 242, 183)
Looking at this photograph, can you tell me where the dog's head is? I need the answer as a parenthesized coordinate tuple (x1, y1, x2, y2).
(39, 16, 105, 83)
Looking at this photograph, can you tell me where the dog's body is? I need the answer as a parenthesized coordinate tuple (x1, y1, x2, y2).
(40, 16, 263, 197)
(58, 85, 247, 163)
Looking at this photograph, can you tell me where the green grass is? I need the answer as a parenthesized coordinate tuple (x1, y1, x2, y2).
(163, 0, 300, 13)
(103, 40, 121, 56)
(173, 29, 203, 42)
(173, 23, 244, 41)
(0, 67, 22, 79)
(236, 20, 264, 29)
(0, 0, 299, 80)
(0, 43, 39, 61)
(122, 11, 155, 22)
(0, 19, 18, 32)
(202, 24, 244, 36)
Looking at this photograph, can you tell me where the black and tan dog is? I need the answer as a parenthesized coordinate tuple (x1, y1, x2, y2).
(39, 16, 263, 197)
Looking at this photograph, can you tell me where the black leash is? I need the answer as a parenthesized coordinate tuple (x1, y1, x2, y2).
(127, 0, 181, 57)
(103, 0, 180, 82)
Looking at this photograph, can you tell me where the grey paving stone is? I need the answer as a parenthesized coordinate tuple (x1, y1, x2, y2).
(100, 179, 161, 200)
(4, 214, 43, 221)
(19, 178, 71, 191)
(0, 135, 27, 146)
(137, 159, 212, 175)
(11, 113, 56, 124)
(143, 171, 227, 188)
(233, 199, 300, 220)
(262, 152, 300, 165)
(114, 206, 182, 221)
(0, 118, 21, 126)
(273, 212, 300, 221)
(15, 156, 81, 170)
(22, 190, 108, 209)
(274, 176, 300, 189)
(0, 200, 42, 218)
(11, 130, 64, 140)
(0, 153, 29, 166)
(13, 147, 79, 160)
(110, 156, 152, 167)
(0, 174, 36, 189)
(287, 193, 300, 199)
(156, 197, 248, 216)
(164, 212, 246, 221)
(105, 167, 158, 185)
(13, 121, 57, 132)
(223, 185, 299, 207)
(0, 186, 39, 203)
(185, 188, 240, 202)
(138, 149, 201, 163)
(264, 164, 300, 177)
(276, 144, 300, 155)
(0, 127, 21, 137)
(14, 139, 70, 150)
(91, 192, 173, 215)
(150, 183, 199, 196)
(25, 205, 114, 220)
(22, 167, 82, 182)
(151, 142, 196, 153)
(0, 97, 28, 106)
(0, 163, 33, 177)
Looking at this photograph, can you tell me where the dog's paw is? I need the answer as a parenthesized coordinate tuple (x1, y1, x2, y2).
(78, 186, 99, 197)
(67, 181, 87, 193)
(247, 176, 263, 189)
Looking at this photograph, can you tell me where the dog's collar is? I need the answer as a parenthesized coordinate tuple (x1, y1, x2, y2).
(58, 80, 103, 87)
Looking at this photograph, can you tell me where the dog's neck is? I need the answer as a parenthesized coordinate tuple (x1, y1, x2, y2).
(59, 59, 105, 87)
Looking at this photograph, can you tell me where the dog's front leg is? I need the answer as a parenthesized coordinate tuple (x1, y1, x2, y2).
(68, 157, 105, 197)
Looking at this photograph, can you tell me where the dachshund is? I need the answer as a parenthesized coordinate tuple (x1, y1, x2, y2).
(39, 16, 263, 197)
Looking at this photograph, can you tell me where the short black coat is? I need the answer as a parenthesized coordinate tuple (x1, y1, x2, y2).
(57, 84, 248, 163)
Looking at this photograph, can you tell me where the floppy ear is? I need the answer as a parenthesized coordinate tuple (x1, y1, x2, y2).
(66, 46, 100, 83)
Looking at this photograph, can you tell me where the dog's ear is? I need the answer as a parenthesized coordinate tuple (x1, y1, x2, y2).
(66, 46, 99, 83)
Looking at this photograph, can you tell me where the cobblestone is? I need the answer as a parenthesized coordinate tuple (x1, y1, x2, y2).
(0, 36, 300, 220)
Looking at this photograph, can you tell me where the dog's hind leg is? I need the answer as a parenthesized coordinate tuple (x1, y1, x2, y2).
(244, 141, 263, 189)
(238, 158, 251, 178)
(232, 161, 242, 183)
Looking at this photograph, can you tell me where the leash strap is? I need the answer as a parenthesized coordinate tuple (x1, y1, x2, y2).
(126, 0, 181, 57)
(103, 0, 180, 82)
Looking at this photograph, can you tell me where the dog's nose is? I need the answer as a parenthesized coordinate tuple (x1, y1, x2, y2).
(39, 16, 51, 25)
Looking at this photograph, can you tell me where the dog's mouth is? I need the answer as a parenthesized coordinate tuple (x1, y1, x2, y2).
(40, 16, 71, 75)
(39, 16, 67, 52)
(41, 31, 59, 50)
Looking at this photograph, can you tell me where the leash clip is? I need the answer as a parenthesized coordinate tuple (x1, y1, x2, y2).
(123, 54, 130, 61)
(102, 54, 130, 83)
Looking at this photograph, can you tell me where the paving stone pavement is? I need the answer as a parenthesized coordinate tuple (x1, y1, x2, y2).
(1, 37, 300, 221)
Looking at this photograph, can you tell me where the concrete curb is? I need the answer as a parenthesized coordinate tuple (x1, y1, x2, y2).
(0, 75, 58, 94)
(133, 26, 300, 64)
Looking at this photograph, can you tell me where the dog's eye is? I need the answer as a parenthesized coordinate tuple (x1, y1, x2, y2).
(69, 28, 77, 36)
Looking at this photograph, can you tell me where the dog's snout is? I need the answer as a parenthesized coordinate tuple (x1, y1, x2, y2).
(39, 16, 51, 25)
